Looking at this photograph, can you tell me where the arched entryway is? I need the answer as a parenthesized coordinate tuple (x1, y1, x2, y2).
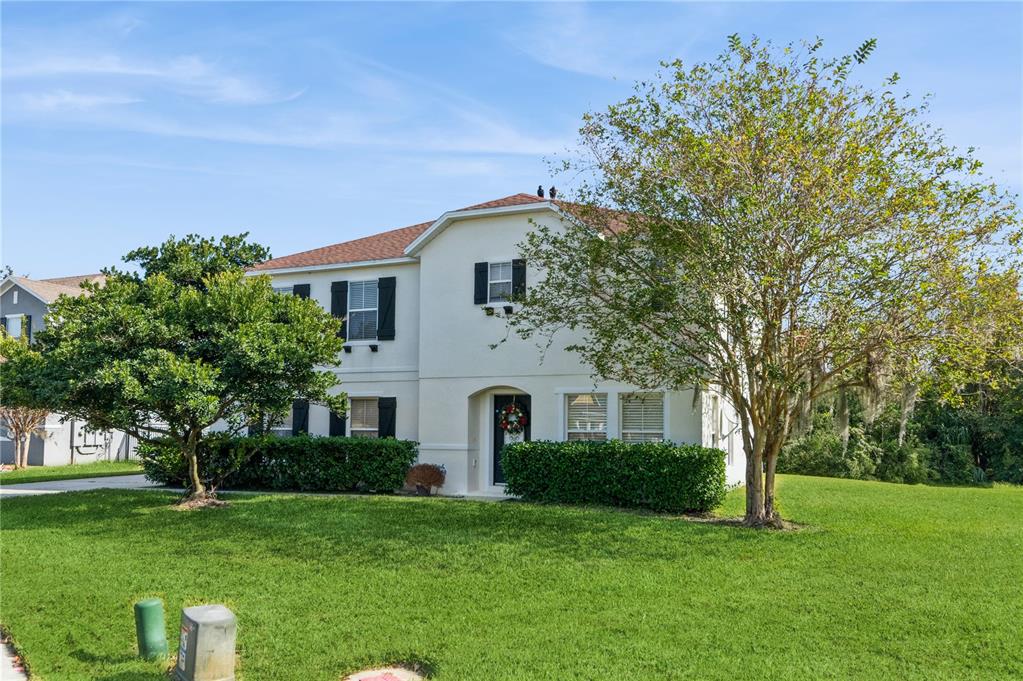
(467, 385, 531, 491)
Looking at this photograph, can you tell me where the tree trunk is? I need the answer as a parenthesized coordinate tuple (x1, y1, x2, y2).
(184, 431, 206, 500)
(764, 442, 780, 523)
(15, 435, 27, 469)
(743, 435, 767, 526)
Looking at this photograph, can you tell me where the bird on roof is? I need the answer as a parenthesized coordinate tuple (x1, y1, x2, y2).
(537, 185, 545, 198)
(549, 186, 557, 199)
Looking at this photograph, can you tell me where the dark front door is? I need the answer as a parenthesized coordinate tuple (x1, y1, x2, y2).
(493, 394, 530, 485)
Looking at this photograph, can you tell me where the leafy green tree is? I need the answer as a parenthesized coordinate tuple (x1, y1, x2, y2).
(0, 333, 50, 469)
(512, 37, 1020, 526)
(9, 234, 345, 502)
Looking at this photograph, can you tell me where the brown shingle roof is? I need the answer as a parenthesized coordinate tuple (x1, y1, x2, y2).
(458, 193, 547, 211)
(251, 221, 434, 271)
(249, 193, 625, 272)
(252, 193, 553, 271)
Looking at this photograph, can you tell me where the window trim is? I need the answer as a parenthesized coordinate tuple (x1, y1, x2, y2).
(487, 261, 513, 304)
(620, 392, 665, 443)
(565, 392, 608, 441)
(347, 279, 379, 341)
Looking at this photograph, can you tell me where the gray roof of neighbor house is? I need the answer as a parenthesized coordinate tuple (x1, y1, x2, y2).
(7, 274, 106, 304)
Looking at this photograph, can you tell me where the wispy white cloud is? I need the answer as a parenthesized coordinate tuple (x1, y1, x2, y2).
(4, 54, 299, 105)
(19, 90, 141, 112)
(506, 3, 730, 80)
(4, 47, 568, 155)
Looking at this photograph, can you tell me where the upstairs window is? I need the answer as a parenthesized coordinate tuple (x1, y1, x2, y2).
(350, 398, 379, 438)
(488, 262, 513, 303)
(621, 393, 665, 442)
(348, 280, 378, 340)
(566, 393, 607, 441)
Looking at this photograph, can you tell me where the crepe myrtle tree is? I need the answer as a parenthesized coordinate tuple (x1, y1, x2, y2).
(0, 333, 50, 469)
(510, 37, 1021, 526)
(13, 234, 345, 503)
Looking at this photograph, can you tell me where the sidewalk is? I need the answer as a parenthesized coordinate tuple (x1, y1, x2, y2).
(1, 639, 28, 680)
(0, 474, 162, 498)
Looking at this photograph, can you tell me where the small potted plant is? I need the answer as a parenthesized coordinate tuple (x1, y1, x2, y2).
(405, 463, 446, 496)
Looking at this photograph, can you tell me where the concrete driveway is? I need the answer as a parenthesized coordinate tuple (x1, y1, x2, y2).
(0, 474, 162, 498)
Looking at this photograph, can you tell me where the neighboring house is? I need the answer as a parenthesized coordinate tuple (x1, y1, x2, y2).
(252, 193, 746, 494)
(0, 273, 137, 466)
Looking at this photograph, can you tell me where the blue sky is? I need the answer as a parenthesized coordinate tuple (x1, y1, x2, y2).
(3, 1, 1021, 278)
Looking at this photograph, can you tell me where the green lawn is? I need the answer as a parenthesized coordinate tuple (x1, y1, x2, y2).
(0, 460, 141, 486)
(1, 476, 1020, 680)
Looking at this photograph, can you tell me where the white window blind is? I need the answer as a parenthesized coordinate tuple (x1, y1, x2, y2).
(566, 393, 607, 441)
(5, 315, 22, 339)
(348, 280, 378, 340)
(621, 393, 664, 442)
(488, 262, 512, 303)
(350, 398, 379, 438)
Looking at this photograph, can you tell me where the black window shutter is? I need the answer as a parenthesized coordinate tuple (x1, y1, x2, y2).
(473, 262, 489, 304)
(292, 284, 310, 299)
(330, 281, 348, 338)
(378, 397, 397, 438)
(377, 276, 396, 341)
(0, 317, 6, 332)
(329, 410, 347, 437)
(291, 399, 309, 436)
(512, 259, 526, 300)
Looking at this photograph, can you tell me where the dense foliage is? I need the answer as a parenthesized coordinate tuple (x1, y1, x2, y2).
(779, 363, 1023, 485)
(139, 435, 418, 493)
(502, 440, 726, 513)
(511, 36, 1021, 525)
(4, 234, 345, 500)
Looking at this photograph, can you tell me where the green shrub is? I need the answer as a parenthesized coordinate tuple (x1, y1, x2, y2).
(139, 435, 418, 493)
(778, 428, 877, 480)
(501, 440, 726, 513)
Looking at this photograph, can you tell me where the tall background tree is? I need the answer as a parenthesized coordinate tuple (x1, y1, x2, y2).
(512, 36, 1021, 526)
(7, 234, 345, 503)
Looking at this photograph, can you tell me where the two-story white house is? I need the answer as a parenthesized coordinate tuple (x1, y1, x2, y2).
(251, 193, 745, 494)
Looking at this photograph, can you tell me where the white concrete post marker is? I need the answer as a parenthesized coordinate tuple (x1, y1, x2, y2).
(174, 605, 237, 681)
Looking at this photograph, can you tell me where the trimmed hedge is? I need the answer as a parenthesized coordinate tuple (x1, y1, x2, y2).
(502, 440, 726, 513)
(139, 434, 418, 493)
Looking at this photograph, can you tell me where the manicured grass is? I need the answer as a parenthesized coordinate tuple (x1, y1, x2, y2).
(1, 476, 1020, 680)
(0, 460, 141, 486)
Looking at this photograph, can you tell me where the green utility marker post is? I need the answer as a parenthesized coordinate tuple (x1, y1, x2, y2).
(134, 598, 169, 660)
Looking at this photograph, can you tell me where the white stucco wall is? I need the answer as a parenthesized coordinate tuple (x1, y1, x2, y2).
(264, 205, 746, 493)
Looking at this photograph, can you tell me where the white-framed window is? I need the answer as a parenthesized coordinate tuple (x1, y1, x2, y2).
(273, 285, 294, 295)
(348, 280, 378, 340)
(11, 291, 17, 304)
(621, 393, 664, 442)
(566, 393, 607, 441)
(350, 398, 379, 438)
(5, 315, 23, 339)
(488, 262, 513, 303)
